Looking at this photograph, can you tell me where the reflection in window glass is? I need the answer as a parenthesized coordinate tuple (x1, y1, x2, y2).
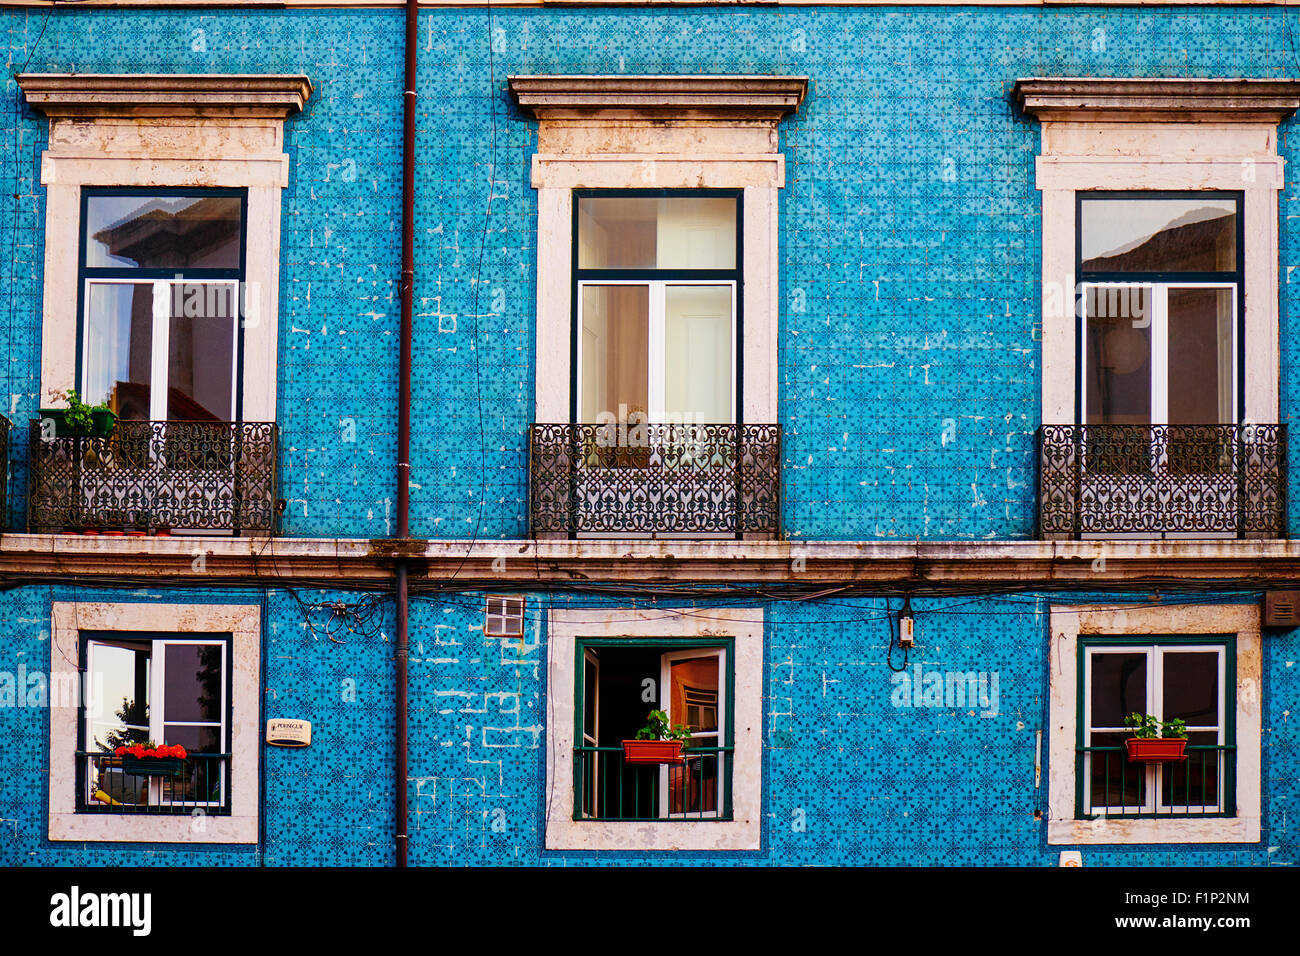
(1080, 198, 1236, 273)
(85, 195, 242, 270)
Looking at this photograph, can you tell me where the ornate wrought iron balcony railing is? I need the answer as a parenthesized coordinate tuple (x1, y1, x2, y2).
(529, 422, 782, 537)
(1037, 424, 1286, 539)
(28, 420, 279, 535)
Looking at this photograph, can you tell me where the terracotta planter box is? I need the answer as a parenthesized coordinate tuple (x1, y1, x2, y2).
(622, 739, 684, 765)
(1125, 737, 1188, 763)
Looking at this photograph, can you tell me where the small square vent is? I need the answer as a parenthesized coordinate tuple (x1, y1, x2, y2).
(1264, 591, 1300, 629)
(484, 595, 525, 637)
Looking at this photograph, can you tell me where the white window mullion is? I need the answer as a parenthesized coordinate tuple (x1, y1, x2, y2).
(1151, 286, 1169, 427)
(648, 281, 666, 423)
(149, 281, 172, 421)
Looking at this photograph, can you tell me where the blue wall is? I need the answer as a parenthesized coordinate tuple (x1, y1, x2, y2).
(1, 585, 1294, 865)
(3, 6, 1298, 538)
(1, 6, 1298, 866)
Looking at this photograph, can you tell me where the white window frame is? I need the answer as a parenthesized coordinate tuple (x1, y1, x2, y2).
(84, 636, 229, 810)
(509, 75, 807, 432)
(1080, 281, 1239, 426)
(576, 278, 739, 425)
(1081, 642, 1227, 817)
(658, 646, 726, 820)
(545, 607, 762, 852)
(18, 73, 311, 422)
(1018, 78, 1289, 430)
(81, 277, 242, 422)
(1047, 602, 1261, 845)
(49, 602, 261, 844)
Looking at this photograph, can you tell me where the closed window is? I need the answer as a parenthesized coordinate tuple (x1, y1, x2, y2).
(575, 191, 739, 426)
(1080, 637, 1233, 818)
(79, 189, 246, 423)
(79, 632, 231, 814)
(1079, 192, 1241, 428)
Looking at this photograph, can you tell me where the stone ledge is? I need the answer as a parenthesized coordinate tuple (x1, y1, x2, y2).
(18, 73, 313, 119)
(1013, 77, 1300, 123)
(508, 74, 807, 121)
(4, 534, 1300, 588)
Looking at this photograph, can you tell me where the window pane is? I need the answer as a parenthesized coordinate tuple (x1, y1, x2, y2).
(162, 644, 224, 723)
(1167, 288, 1234, 424)
(1162, 731, 1221, 809)
(85, 194, 242, 270)
(87, 640, 151, 751)
(1162, 651, 1220, 727)
(580, 285, 649, 422)
(578, 197, 736, 270)
(1080, 198, 1236, 273)
(1088, 730, 1144, 809)
(159, 724, 222, 753)
(83, 282, 154, 420)
(1085, 287, 1151, 425)
(1089, 651, 1146, 727)
(664, 285, 732, 422)
(168, 284, 237, 420)
(668, 656, 719, 734)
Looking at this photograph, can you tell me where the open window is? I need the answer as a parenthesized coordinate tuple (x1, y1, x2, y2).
(575, 640, 731, 822)
(545, 606, 761, 851)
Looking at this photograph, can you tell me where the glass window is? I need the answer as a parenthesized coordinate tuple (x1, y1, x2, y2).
(575, 192, 739, 425)
(82, 633, 229, 812)
(79, 190, 245, 422)
(1079, 194, 1240, 427)
(574, 641, 731, 822)
(1081, 640, 1229, 817)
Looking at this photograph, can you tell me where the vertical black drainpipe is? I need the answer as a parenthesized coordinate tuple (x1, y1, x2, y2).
(395, 0, 418, 868)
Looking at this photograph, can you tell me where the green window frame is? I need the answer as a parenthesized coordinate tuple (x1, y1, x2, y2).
(573, 635, 735, 822)
(1076, 634, 1236, 820)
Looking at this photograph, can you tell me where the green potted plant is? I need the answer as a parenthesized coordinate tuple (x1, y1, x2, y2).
(1123, 712, 1188, 763)
(622, 709, 692, 764)
(38, 389, 116, 438)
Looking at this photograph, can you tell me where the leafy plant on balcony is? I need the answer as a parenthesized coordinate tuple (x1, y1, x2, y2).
(634, 709, 694, 744)
(1124, 712, 1187, 739)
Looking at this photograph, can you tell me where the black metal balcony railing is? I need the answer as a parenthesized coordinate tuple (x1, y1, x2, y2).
(1037, 424, 1287, 539)
(76, 752, 231, 815)
(1078, 745, 1236, 818)
(574, 746, 733, 821)
(529, 423, 781, 537)
(28, 420, 279, 535)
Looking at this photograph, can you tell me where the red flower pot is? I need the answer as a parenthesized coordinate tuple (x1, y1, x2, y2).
(622, 739, 684, 765)
(1125, 737, 1188, 763)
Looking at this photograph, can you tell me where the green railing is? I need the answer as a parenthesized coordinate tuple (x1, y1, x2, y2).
(77, 751, 231, 815)
(574, 745, 733, 821)
(1078, 744, 1235, 818)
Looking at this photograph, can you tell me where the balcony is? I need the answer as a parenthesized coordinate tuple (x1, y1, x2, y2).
(77, 751, 231, 815)
(528, 423, 781, 538)
(27, 420, 279, 535)
(1037, 424, 1286, 539)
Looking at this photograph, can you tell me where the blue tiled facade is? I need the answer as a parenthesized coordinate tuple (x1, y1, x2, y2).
(0, 4, 1296, 866)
